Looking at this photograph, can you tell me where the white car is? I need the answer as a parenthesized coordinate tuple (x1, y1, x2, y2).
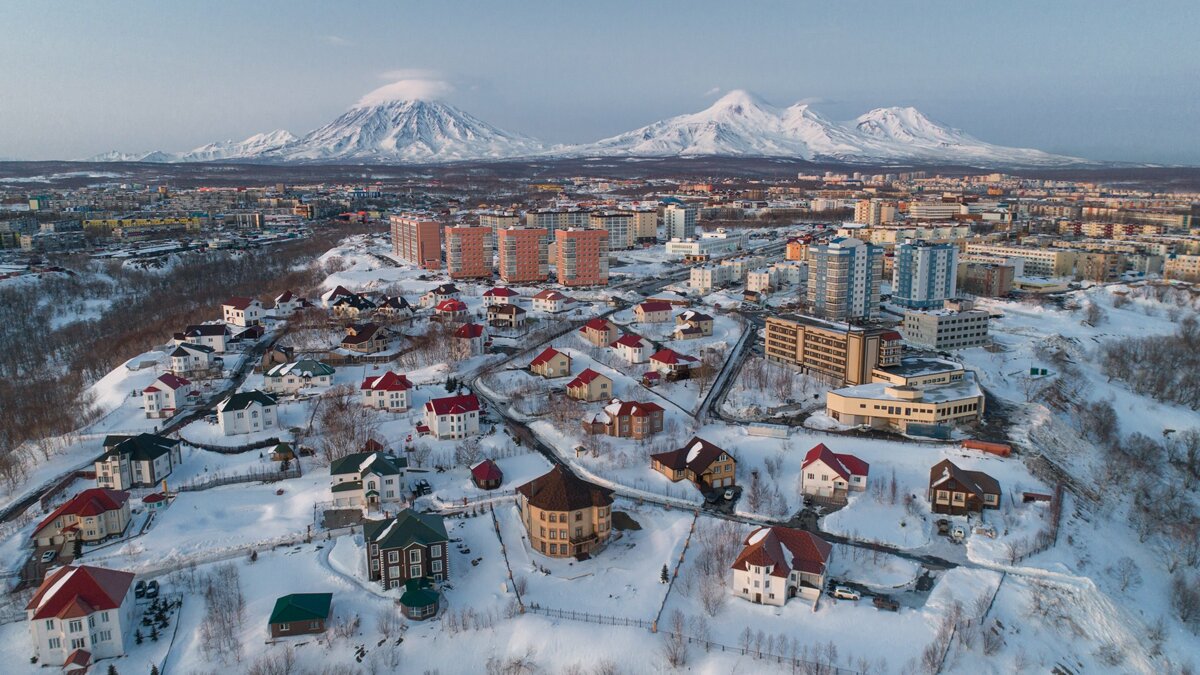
(832, 586, 861, 601)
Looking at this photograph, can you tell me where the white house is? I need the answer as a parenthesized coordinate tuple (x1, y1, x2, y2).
(730, 526, 832, 606)
(168, 342, 216, 375)
(423, 394, 481, 440)
(273, 290, 306, 317)
(420, 283, 460, 308)
(222, 296, 264, 327)
(360, 371, 413, 412)
(142, 372, 196, 418)
(531, 289, 572, 313)
(217, 390, 279, 436)
(26, 565, 136, 666)
(264, 360, 335, 394)
(801, 443, 869, 499)
(330, 451, 409, 510)
(610, 333, 654, 364)
(482, 286, 520, 306)
(95, 433, 182, 491)
(173, 324, 230, 353)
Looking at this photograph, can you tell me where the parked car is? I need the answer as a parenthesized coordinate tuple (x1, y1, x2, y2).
(40, 550, 56, 564)
(704, 491, 721, 505)
(936, 519, 951, 535)
(832, 586, 861, 601)
(950, 525, 967, 542)
(723, 488, 736, 501)
(134, 580, 146, 599)
(413, 479, 432, 496)
(873, 596, 900, 611)
(145, 579, 159, 599)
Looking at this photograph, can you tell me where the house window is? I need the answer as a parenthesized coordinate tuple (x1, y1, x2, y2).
(389, 565, 399, 578)
(44, 619, 54, 630)
(68, 620, 83, 633)
(409, 565, 420, 578)
(48, 638, 61, 649)
(431, 544, 441, 557)
(70, 638, 85, 650)
(409, 549, 421, 563)
(279, 623, 290, 633)
(574, 512, 582, 522)
(431, 560, 443, 574)
(388, 551, 399, 563)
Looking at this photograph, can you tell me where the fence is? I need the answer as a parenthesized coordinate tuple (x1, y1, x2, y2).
(175, 464, 301, 492)
(1012, 482, 1065, 564)
(652, 512, 699, 631)
(524, 605, 654, 630)
(674, 635, 860, 675)
(183, 436, 282, 455)
(489, 505, 524, 608)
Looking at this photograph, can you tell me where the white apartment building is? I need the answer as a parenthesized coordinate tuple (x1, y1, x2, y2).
(902, 304, 991, 351)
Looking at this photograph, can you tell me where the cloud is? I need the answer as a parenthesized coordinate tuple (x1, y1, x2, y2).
(704, 86, 721, 96)
(321, 35, 349, 46)
(356, 78, 454, 106)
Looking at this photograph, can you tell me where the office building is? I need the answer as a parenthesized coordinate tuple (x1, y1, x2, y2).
(763, 314, 902, 386)
(902, 300, 990, 350)
(806, 237, 882, 321)
(390, 213, 443, 270)
(555, 228, 609, 287)
(496, 227, 550, 283)
(444, 225, 494, 280)
(892, 240, 958, 309)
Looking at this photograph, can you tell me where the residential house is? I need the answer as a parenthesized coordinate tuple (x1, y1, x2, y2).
(516, 466, 614, 558)
(452, 323, 488, 358)
(341, 322, 395, 354)
(268, 593, 332, 639)
(582, 399, 665, 440)
(264, 360, 335, 394)
(216, 389, 279, 436)
(801, 444, 869, 500)
(634, 301, 673, 323)
(578, 318, 618, 346)
(331, 293, 377, 318)
(566, 368, 613, 402)
(375, 295, 413, 320)
(928, 459, 1001, 515)
(482, 286, 520, 306)
(532, 289, 572, 313)
(320, 285, 355, 308)
(610, 333, 654, 364)
(330, 451, 409, 510)
(432, 298, 468, 321)
(222, 296, 263, 327)
(650, 437, 737, 491)
(169, 342, 217, 375)
(142, 373, 196, 418)
(174, 323, 231, 353)
(26, 565, 136, 665)
(674, 310, 714, 340)
(648, 348, 698, 377)
(423, 394, 481, 439)
(486, 304, 526, 329)
(731, 526, 832, 605)
(530, 347, 571, 378)
(420, 283, 460, 308)
(32, 488, 131, 548)
(94, 433, 182, 490)
(364, 510, 449, 588)
(360, 371, 412, 412)
(471, 459, 503, 490)
(272, 290, 307, 317)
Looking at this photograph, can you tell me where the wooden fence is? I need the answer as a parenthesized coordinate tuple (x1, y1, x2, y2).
(176, 464, 301, 492)
(184, 436, 282, 455)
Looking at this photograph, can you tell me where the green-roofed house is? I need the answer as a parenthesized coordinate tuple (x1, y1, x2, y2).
(263, 359, 336, 395)
(216, 389, 279, 436)
(268, 593, 333, 638)
(399, 579, 440, 621)
(94, 433, 183, 490)
(364, 509, 449, 590)
(330, 451, 409, 510)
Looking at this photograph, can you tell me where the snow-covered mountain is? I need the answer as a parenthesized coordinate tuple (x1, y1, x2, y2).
(565, 90, 1085, 166)
(177, 130, 297, 162)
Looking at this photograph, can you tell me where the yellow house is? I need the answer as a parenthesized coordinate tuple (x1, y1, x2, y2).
(516, 466, 614, 558)
(530, 347, 572, 378)
(566, 369, 613, 402)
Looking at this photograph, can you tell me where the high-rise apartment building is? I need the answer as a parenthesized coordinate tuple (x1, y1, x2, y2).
(525, 209, 590, 231)
(390, 213, 443, 270)
(957, 261, 1015, 297)
(496, 227, 550, 283)
(663, 204, 697, 240)
(479, 211, 520, 236)
(444, 225, 494, 279)
(853, 199, 897, 226)
(632, 209, 658, 243)
(892, 240, 958, 309)
(555, 228, 609, 287)
(589, 211, 636, 251)
(806, 237, 882, 322)
(763, 314, 902, 386)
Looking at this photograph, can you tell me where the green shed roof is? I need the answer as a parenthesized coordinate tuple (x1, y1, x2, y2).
(269, 593, 332, 625)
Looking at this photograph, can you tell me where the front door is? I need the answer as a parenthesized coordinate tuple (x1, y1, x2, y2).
(755, 592, 762, 603)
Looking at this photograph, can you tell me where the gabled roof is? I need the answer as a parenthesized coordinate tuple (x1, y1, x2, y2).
(530, 347, 565, 368)
(218, 389, 277, 412)
(34, 489, 129, 537)
(182, 323, 230, 337)
(802, 443, 869, 480)
(488, 304, 525, 315)
(364, 509, 448, 550)
(266, 359, 335, 379)
(275, 290, 295, 304)
(611, 333, 650, 349)
(425, 393, 480, 416)
(361, 371, 412, 392)
(533, 289, 567, 301)
(269, 593, 332, 625)
(433, 299, 468, 313)
(224, 296, 259, 310)
(26, 565, 135, 620)
(601, 398, 663, 419)
(429, 283, 459, 295)
(104, 433, 179, 463)
(454, 323, 486, 338)
(321, 285, 354, 302)
(333, 294, 376, 311)
(152, 373, 192, 391)
(516, 466, 613, 512)
(678, 310, 713, 322)
(172, 342, 215, 356)
(636, 301, 673, 313)
(483, 286, 519, 297)
(650, 348, 698, 365)
(580, 317, 615, 332)
(471, 459, 503, 482)
(651, 436, 731, 473)
(342, 323, 388, 345)
(730, 526, 831, 578)
(330, 451, 407, 477)
(568, 368, 610, 389)
(378, 295, 412, 310)
(929, 459, 999, 497)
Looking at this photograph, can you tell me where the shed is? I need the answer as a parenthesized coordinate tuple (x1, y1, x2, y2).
(268, 593, 333, 638)
(471, 459, 504, 490)
(400, 579, 440, 621)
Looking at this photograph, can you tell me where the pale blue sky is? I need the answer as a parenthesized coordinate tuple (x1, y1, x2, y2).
(0, 0, 1196, 163)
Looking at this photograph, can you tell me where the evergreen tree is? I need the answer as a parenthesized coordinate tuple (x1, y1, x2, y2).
(135, 629, 143, 645)
(150, 665, 160, 675)
(661, 564, 669, 584)
(106, 665, 118, 675)
(150, 627, 159, 642)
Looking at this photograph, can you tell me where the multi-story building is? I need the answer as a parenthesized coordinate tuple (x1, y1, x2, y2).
(26, 565, 136, 666)
(31, 488, 131, 548)
(806, 237, 882, 322)
(963, 244, 1077, 278)
(390, 213, 443, 269)
(94, 433, 183, 491)
(902, 300, 990, 350)
(825, 366, 985, 433)
(730, 526, 831, 606)
(589, 211, 635, 250)
(853, 199, 897, 226)
(330, 451, 409, 510)
(360, 371, 412, 412)
(664, 228, 744, 258)
(496, 227, 549, 283)
(632, 208, 658, 242)
(216, 390, 279, 436)
(478, 211, 520, 236)
(364, 510, 449, 588)
(516, 466, 614, 559)
(443, 225, 494, 280)
(763, 314, 901, 386)
(222, 297, 263, 327)
(582, 399, 664, 439)
(1164, 254, 1200, 282)
(892, 240, 958, 309)
(663, 203, 697, 240)
(422, 394, 480, 440)
(957, 261, 1015, 297)
(555, 228, 609, 287)
(689, 265, 735, 293)
(525, 208, 589, 231)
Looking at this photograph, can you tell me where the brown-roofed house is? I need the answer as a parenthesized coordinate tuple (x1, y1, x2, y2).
(650, 437, 736, 491)
(928, 459, 1001, 515)
(731, 526, 832, 605)
(582, 399, 664, 440)
(516, 466, 614, 559)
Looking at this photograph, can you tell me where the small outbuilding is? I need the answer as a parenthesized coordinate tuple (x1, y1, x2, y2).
(471, 459, 503, 490)
(269, 593, 333, 638)
(400, 579, 440, 621)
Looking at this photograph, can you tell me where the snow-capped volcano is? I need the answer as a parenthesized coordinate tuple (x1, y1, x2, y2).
(178, 130, 297, 162)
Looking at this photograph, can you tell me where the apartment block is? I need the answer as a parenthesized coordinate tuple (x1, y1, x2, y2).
(390, 213, 443, 269)
(957, 261, 1016, 297)
(892, 240, 958, 309)
(632, 209, 657, 242)
(496, 227, 550, 283)
(902, 303, 990, 351)
(663, 203, 697, 240)
(555, 228, 609, 287)
(853, 199, 897, 226)
(479, 211, 520, 235)
(763, 314, 902, 386)
(444, 226, 494, 280)
(806, 237, 882, 321)
(963, 243, 1077, 278)
(1165, 254, 1200, 282)
(590, 211, 635, 250)
(525, 209, 589, 231)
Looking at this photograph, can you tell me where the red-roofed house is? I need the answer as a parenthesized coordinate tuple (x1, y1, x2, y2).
(222, 296, 263, 327)
(142, 372, 196, 419)
(566, 368, 613, 402)
(26, 565, 137, 664)
(471, 459, 504, 490)
(634, 301, 673, 323)
(529, 347, 571, 378)
(360, 371, 413, 412)
(611, 333, 654, 364)
(583, 399, 664, 440)
(801, 444, 869, 500)
(649, 348, 699, 376)
(423, 394, 481, 439)
(432, 298, 468, 321)
(532, 289, 572, 313)
(453, 323, 488, 358)
(650, 437, 737, 491)
(579, 318, 619, 347)
(32, 489, 131, 548)
(731, 526, 832, 606)
(482, 286, 520, 306)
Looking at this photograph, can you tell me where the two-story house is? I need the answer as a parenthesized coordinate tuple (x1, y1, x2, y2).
(928, 459, 1001, 515)
(423, 394, 481, 440)
(731, 526, 832, 606)
(142, 373, 196, 419)
(26, 565, 136, 666)
(578, 318, 618, 347)
(94, 433, 183, 491)
(216, 390, 279, 436)
(168, 342, 217, 375)
(516, 466, 614, 559)
(264, 360, 336, 394)
(566, 368, 613, 402)
(610, 333, 654, 364)
(650, 436, 737, 491)
(801, 443, 869, 500)
(222, 296, 263, 327)
(529, 347, 571, 378)
(173, 323, 231, 353)
(330, 451, 409, 510)
(360, 371, 412, 412)
(582, 399, 664, 440)
(364, 510, 449, 589)
(31, 489, 131, 548)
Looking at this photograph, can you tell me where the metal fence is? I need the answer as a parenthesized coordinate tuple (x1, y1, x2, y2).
(175, 464, 301, 492)
(184, 436, 282, 455)
(524, 605, 654, 630)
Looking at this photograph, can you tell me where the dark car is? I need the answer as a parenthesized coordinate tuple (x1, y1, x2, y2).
(873, 595, 900, 612)
(145, 579, 159, 599)
(134, 580, 147, 599)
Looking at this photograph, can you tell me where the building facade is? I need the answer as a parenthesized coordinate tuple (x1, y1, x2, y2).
(555, 228, 609, 287)
(496, 227, 550, 283)
(763, 315, 901, 386)
(390, 213, 443, 269)
(892, 240, 958, 309)
(516, 466, 614, 559)
(902, 305, 990, 350)
(806, 237, 882, 321)
(663, 203, 697, 241)
(444, 225, 494, 279)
